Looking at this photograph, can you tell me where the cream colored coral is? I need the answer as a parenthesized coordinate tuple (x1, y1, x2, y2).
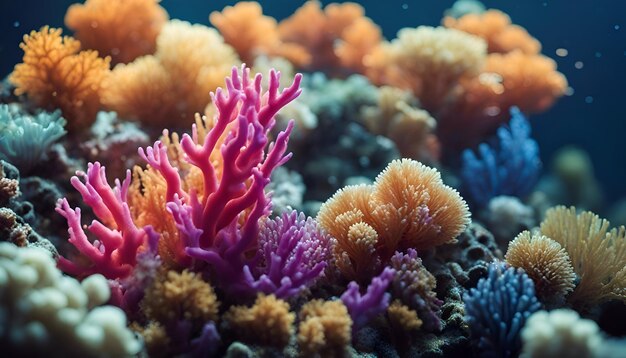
(298, 299, 352, 357)
(365, 26, 486, 112)
(0, 243, 140, 356)
(505, 231, 576, 303)
(540, 206, 626, 307)
(520, 309, 602, 358)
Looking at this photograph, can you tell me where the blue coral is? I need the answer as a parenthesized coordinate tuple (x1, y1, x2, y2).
(461, 107, 541, 208)
(463, 262, 541, 358)
(0, 105, 66, 173)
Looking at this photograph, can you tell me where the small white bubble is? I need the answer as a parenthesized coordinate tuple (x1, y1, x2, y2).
(13, 21, 20, 28)
(402, 3, 408, 10)
(585, 96, 594, 104)
(555, 48, 568, 57)
(574, 61, 584, 69)
(565, 87, 575, 96)
(615, 25, 621, 30)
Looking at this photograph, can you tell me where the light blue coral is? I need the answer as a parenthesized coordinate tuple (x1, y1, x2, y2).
(0, 105, 66, 173)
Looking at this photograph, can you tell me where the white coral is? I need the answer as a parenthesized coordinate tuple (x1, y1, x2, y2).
(0, 243, 141, 356)
(521, 309, 602, 358)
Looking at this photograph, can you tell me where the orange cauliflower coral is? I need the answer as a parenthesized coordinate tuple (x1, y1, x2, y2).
(443, 9, 541, 55)
(10, 27, 110, 132)
(278, 1, 381, 74)
(298, 299, 352, 357)
(540, 206, 626, 308)
(223, 294, 295, 348)
(318, 159, 470, 281)
(103, 20, 239, 127)
(364, 26, 486, 113)
(65, 0, 168, 64)
(210, 2, 310, 67)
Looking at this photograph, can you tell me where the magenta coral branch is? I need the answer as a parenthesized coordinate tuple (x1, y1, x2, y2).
(56, 162, 154, 279)
(341, 267, 396, 329)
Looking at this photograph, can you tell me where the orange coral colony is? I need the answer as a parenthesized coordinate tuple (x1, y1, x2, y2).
(210, 2, 310, 67)
(278, 1, 382, 74)
(65, 0, 168, 64)
(10, 26, 110, 132)
(317, 159, 470, 280)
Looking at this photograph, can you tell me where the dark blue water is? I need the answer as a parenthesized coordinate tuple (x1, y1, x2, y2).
(2, 0, 625, 202)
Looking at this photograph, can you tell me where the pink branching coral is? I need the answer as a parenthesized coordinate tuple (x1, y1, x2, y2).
(56, 163, 157, 280)
(141, 66, 302, 295)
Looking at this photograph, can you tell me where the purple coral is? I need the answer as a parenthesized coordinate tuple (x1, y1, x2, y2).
(243, 210, 334, 298)
(390, 249, 443, 331)
(341, 267, 395, 329)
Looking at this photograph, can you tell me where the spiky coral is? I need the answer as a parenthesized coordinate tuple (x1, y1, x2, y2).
(103, 20, 238, 127)
(298, 299, 352, 357)
(540, 206, 626, 307)
(278, 1, 381, 74)
(318, 159, 470, 281)
(65, 0, 168, 64)
(223, 294, 295, 348)
(443, 10, 541, 55)
(210, 2, 309, 67)
(464, 262, 541, 358)
(505, 231, 576, 304)
(0, 105, 66, 173)
(364, 26, 486, 113)
(10, 27, 110, 132)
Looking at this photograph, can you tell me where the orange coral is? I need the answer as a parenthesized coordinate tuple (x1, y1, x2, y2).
(10, 27, 110, 132)
(298, 299, 352, 357)
(224, 294, 295, 348)
(317, 159, 470, 280)
(65, 0, 168, 64)
(387, 300, 423, 332)
(438, 50, 567, 151)
(209, 2, 310, 67)
(443, 9, 540, 55)
(103, 20, 239, 127)
(278, 1, 381, 74)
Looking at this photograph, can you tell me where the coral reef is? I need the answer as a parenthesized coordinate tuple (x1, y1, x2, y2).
(341, 267, 395, 329)
(65, 0, 168, 64)
(10, 27, 110, 132)
(298, 299, 352, 357)
(540, 206, 626, 307)
(0, 243, 140, 356)
(505, 231, 576, 304)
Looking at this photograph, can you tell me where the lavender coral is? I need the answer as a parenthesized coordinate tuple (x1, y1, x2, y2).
(464, 262, 541, 358)
(244, 210, 334, 298)
(461, 107, 541, 208)
(341, 267, 395, 329)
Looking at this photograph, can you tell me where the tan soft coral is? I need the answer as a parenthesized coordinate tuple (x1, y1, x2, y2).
(443, 9, 541, 55)
(540, 206, 626, 308)
(298, 300, 352, 357)
(361, 86, 439, 163)
(103, 20, 239, 127)
(318, 159, 470, 281)
(223, 294, 295, 348)
(364, 26, 486, 113)
(65, 0, 168, 64)
(210, 2, 310, 67)
(10, 27, 110, 132)
(278, 1, 381, 74)
(141, 269, 220, 325)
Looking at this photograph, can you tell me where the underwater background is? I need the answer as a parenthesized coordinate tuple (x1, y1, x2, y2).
(2, 0, 626, 203)
(1, 0, 626, 357)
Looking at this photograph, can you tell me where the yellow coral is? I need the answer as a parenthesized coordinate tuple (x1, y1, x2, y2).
(387, 300, 423, 331)
(318, 159, 470, 280)
(210, 2, 310, 67)
(505, 231, 576, 303)
(443, 9, 541, 55)
(103, 20, 239, 127)
(65, 0, 168, 64)
(223, 294, 295, 348)
(10, 27, 110, 132)
(364, 26, 486, 113)
(298, 299, 352, 357)
(141, 269, 219, 325)
(540, 206, 626, 307)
